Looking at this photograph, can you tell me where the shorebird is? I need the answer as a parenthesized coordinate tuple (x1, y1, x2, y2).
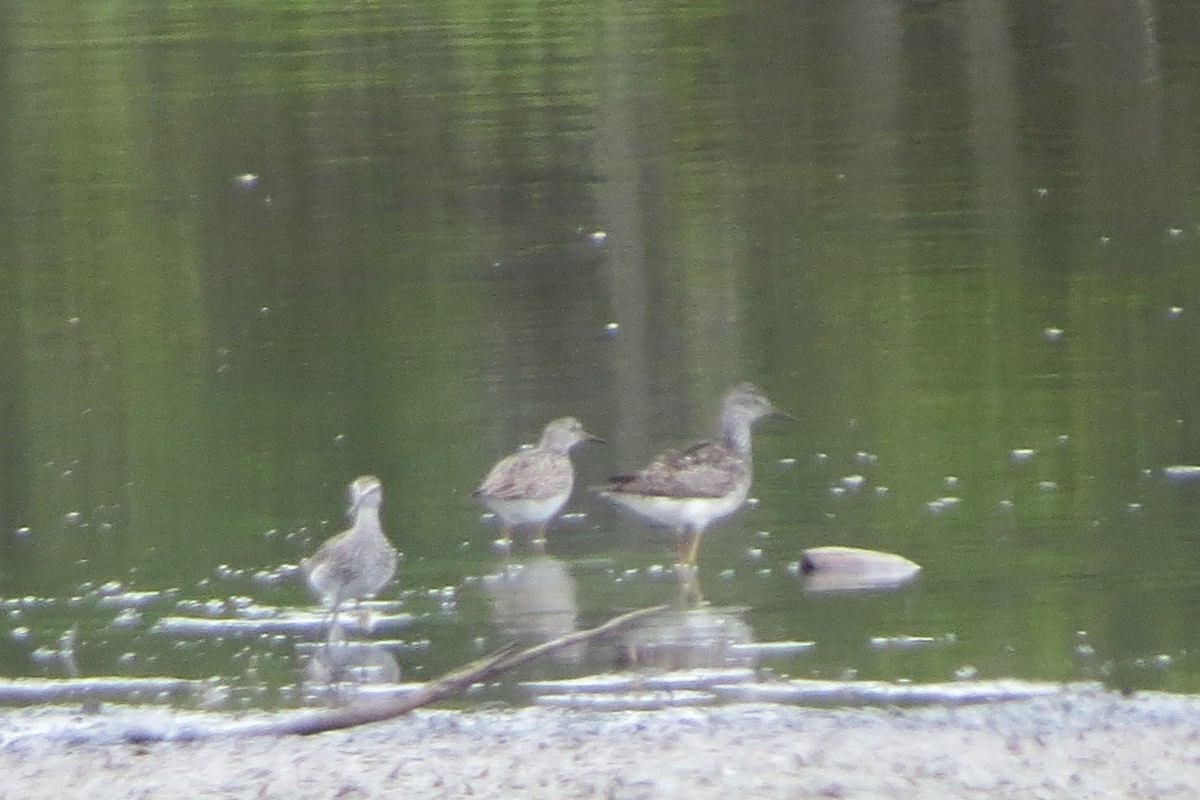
(594, 383, 788, 567)
(474, 417, 602, 552)
(302, 475, 398, 639)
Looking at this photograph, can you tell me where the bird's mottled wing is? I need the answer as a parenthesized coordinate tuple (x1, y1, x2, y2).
(475, 450, 571, 501)
(603, 440, 745, 498)
(304, 530, 361, 585)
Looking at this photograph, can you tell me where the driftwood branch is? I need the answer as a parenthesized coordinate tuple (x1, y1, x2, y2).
(246, 603, 670, 737)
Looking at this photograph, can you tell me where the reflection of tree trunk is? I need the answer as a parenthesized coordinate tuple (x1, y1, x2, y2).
(964, 0, 1023, 492)
(596, 2, 751, 461)
(1063, 0, 1163, 525)
(1066, 0, 1162, 256)
(595, 1, 654, 461)
(4, 8, 211, 577)
(0, 2, 31, 552)
(965, 0, 1020, 244)
(826, 1, 910, 480)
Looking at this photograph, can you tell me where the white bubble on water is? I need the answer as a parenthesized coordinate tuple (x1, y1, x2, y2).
(926, 497, 961, 513)
(841, 475, 865, 492)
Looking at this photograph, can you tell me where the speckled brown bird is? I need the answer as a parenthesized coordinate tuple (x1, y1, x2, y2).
(302, 475, 397, 637)
(595, 383, 789, 566)
(474, 417, 601, 551)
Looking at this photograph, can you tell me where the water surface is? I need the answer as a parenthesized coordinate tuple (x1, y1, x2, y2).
(3, 1, 1200, 707)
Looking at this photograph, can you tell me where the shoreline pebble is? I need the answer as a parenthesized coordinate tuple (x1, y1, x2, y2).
(2, 686, 1200, 798)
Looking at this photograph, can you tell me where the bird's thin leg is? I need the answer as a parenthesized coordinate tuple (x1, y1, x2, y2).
(493, 524, 513, 556)
(673, 526, 705, 605)
(684, 525, 706, 566)
(324, 601, 344, 650)
(354, 598, 373, 633)
(675, 528, 690, 564)
(675, 564, 703, 606)
(531, 522, 548, 554)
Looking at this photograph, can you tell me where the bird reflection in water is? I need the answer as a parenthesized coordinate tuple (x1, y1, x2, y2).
(617, 605, 757, 671)
(482, 554, 582, 664)
(301, 639, 401, 705)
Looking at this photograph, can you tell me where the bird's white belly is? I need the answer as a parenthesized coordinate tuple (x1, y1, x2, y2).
(483, 492, 569, 527)
(602, 485, 749, 531)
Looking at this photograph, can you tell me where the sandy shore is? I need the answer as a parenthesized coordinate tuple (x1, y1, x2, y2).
(3, 686, 1200, 799)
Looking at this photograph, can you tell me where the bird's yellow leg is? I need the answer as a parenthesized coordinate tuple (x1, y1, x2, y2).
(684, 526, 706, 566)
(673, 528, 706, 605)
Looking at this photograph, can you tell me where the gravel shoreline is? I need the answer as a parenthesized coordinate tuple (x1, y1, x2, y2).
(3, 686, 1200, 799)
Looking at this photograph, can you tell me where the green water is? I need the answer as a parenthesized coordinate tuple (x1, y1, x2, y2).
(3, 1, 1200, 704)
